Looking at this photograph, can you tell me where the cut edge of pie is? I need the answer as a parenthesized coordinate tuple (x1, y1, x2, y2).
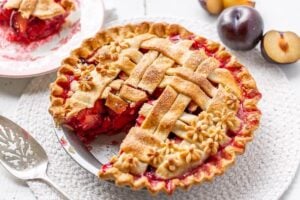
(49, 22, 261, 194)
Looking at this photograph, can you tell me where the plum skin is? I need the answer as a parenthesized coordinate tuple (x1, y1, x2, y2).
(260, 37, 275, 63)
(217, 6, 264, 50)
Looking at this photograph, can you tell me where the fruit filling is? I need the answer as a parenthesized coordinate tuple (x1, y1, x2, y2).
(0, 0, 69, 44)
(64, 84, 165, 144)
(66, 99, 143, 144)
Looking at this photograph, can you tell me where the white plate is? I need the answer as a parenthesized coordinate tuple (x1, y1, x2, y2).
(0, 0, 104, 78)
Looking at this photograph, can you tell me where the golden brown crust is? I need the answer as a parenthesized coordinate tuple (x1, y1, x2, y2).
(49, 22, 261, 194)
(119, 85, 148, 102)
(4, 0, 75, 20)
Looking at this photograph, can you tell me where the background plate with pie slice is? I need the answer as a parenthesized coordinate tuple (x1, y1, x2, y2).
(0, 0, 104, 78)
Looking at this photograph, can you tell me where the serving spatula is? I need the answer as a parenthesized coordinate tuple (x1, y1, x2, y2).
(0, 115, 72, 200)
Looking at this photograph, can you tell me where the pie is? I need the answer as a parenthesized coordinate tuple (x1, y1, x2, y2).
(0, 0, 75, 43)
(49, 22, 262, 194)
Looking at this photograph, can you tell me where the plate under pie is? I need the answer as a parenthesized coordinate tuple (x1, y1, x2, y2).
(49, 22, 261, 194)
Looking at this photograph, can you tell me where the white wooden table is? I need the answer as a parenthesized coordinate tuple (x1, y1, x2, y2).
(0, 0, 299, 199)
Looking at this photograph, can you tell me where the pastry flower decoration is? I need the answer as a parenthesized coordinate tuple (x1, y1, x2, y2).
(80, 64, 94, 72)
(96, 64, 117, 77)
(165, 158, 182, 172)
(110, 40, 130, 53)
(198, 111, 214, 127)
(160, 140, 180, 155)
(97, 40, 130, 62)
(185, 120, 205, 142)
(181, 144, 203, 163)
(95, 45, 119, 62)
(147, 149, 163, 166)
(114, 154, 139, 173)
(203, 126, 227, 144)
(200, 138, 219, 155)
(185, 112, 214, 142)
(224, 91, 239, 110)
(79, 71, 94, 91)
(212, 108, 240, 130)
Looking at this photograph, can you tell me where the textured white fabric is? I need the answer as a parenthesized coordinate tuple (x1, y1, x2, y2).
(15, 17, 300, 200)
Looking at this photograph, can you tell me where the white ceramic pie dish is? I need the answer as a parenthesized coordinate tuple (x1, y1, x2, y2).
(0, 0, 104, 78)
(54, 125, 100, 175)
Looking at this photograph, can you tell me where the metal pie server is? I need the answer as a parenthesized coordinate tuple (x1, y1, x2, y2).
(0, 115, 72, 200)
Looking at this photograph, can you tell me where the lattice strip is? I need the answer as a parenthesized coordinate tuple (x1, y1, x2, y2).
(183, 50, 208, 70)
(195, 57, 220, 76)
(154, 94, 191, 140)
(208, 68, 242, 99)
(121, 49, 143, 63)
(167, 67, 217, 97)
(169, 76, 210, 110)
(138, 54, 175, 94)
(119, 84, 148, 102)
(115, 56, 136, 75)
(141, 38, 194, 65)
(141, 86, 178, 133)
(126, 51, 159, 87)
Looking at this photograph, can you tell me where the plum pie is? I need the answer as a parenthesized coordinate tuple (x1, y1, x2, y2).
(0, 0, 75, 43)
(49, 22, 261, 194)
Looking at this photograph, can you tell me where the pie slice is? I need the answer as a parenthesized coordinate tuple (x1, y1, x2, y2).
(0, 0, 75, 43)
(49, 22, 262, 194)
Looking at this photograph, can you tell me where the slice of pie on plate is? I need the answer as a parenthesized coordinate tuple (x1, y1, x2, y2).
(49, 22, 262, 194)
(0, 0, 75, 43)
